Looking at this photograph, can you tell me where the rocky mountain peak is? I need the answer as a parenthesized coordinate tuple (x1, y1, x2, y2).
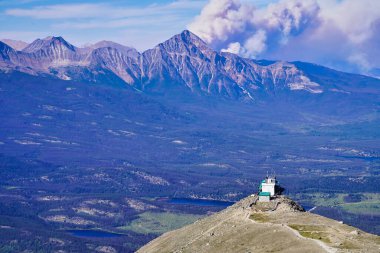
(155, 29, 211, 55)
(50, 36, 76, 49)
(22, 39, 44, 53)
(23, 36, 76, 53)
(179, 30, 207, 46)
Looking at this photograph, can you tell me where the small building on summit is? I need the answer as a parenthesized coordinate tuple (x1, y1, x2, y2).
(258, 191, 271, 202)
(261, 177, 276, 196)
(258, 175, 280, 202)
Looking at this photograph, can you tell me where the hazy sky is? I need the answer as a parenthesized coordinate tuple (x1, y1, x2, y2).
(0, 0, 274, 49)
(0, 0, 379, 76)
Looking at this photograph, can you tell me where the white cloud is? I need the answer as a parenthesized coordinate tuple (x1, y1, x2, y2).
(188, 0, 254, 45)
(188, 0, 380, 75)
(242, 29, 267, 58)
(347, 53, 371, 73)
(221, 42, 241, 54)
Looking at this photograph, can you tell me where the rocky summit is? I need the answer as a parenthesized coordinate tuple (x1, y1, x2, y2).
(138, 195, 380, 253)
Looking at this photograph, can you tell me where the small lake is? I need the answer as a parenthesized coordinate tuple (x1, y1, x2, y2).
(169, 198, 235, 207)
(66, 229, 124, 238)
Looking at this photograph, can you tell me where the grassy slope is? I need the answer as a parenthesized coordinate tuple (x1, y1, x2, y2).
(119, 212, 204, 234)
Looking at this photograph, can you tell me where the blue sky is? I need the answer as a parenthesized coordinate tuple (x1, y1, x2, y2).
(0, 0, 275, 50)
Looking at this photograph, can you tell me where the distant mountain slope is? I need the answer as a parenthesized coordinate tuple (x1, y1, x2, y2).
(1, 30, 378, 100)
(0, 39, 28, 51)
(0, 70, 190, 163)
(138, 195, 380, 253)
(86, 40, 139, 58)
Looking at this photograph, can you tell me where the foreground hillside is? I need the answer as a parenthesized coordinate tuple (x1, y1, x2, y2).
(138, 195, 380, 253)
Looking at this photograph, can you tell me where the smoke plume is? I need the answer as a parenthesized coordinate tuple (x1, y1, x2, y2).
(188, 0, 380, 76)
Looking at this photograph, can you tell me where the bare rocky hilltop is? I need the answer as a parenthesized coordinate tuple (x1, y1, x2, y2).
(138, 195, 380, 253)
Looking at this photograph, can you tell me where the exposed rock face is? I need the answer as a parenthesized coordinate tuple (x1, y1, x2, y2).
(23, 36, 76, 53)
(139, 30, 323, 97)
(137, 195, 380, 253)
(22, 36, 86, 69)
(0, 30, 325, 99)
(89, 47, 141, 85)
(0, 42, 17, 63)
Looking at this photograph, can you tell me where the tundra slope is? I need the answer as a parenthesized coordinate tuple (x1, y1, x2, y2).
(138, 195, 380, 253)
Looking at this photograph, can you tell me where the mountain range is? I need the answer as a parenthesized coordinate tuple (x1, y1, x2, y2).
(2, 30, 378, 101)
